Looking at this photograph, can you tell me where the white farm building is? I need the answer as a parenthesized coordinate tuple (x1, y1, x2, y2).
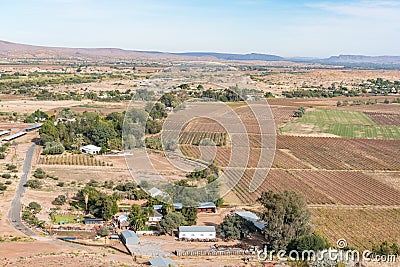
(80, 144, 101, 155)
(178, 226, 216, 240)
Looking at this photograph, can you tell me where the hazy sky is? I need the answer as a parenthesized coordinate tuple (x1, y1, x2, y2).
(1, 0, 399, 57)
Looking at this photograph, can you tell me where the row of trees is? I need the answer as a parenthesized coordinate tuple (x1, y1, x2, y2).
(283, 88, 361, 98)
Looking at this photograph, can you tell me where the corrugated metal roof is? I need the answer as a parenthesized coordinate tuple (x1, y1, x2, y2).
(198, 202, 216, 208)
(121, 230, 139, 239)
(149, 257, 177, 267)
(179, 226, 216, 233)
(235, 211, 267, 230)
(2, 131, 26, 141)
(0, 130, 10, 136)
(25, 124, 42, 131)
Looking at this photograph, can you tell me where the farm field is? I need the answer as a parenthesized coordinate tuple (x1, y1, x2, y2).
(281, 109, 400, 139)
(38, 153, 112, 166)
(364, 112, 400, 126)
(230, 169, 400, 206)
(311, 207, 400, 250)
(276, 136, 400, 171)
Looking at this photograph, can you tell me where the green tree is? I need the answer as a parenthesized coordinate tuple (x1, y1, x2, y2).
(287, 234, 330, 253)
(42, 141, 65, 155)
(91, 122, 117, 149)
(28, 202, 42, 214)
(258, 191, 311, 251)
(128, 204, 147, 231)
(218, 214, 256, 240)
(159, 212, 185, 235)
(181, 207, 198, 226)
(39, 120, 59, 143)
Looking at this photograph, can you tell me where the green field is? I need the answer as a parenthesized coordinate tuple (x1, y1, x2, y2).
(50, 214, 83, 224)
(282, 109, 400, 140)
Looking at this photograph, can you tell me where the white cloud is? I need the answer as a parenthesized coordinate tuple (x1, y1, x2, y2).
(307, 0, 400, 19)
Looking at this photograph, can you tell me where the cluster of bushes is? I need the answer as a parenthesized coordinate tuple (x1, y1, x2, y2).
(0, 182, 8, 191)
(186, 163, 219, 181)
(293, 106, 306, 118)
(25, 179, 43, 189)
(22, 202, 44, 227)
(338, 99, 379, 106)
(1, 174, 14, 188)
(6, 164, 17, 172)
(0, 143, 9, 159)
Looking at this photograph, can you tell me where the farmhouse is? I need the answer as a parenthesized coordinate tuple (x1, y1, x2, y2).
(148, 209, 163, 225)
(149, 257, 178, 267)
(235, 211, 267, 230)
(178, 226, 216, 240)
(80, 144, 101, 155)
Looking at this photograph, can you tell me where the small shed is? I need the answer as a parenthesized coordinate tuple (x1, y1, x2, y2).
(149, 257, 178, 267)
(198, 202, 217, 213)
(84, 217, 104, 225)
(120, 230, 139, 246)
(80, 144, 101, 155)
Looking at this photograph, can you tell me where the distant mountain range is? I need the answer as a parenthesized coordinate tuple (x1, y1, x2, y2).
(1, 40, 400, 67)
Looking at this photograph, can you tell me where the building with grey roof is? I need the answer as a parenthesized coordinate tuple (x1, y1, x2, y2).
(178, 226, 216, 240)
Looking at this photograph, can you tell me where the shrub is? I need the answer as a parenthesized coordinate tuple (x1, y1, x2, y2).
(25, 179, 43, 189)
(6, 164, 17, 171)
(33, 168, 46, 179)
(1, 174, 11, 179)
(52, 195, 67, 205)
(0, 153, 5, 159)
(5, 181, 12, 185)
(56, 182, 65, 187)
(0, 183, 7, 191)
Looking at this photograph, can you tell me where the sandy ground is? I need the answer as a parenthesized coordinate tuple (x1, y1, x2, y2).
(0, 129, 39, 236)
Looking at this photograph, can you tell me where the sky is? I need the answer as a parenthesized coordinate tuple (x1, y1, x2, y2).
(0, 0, 399, 57)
